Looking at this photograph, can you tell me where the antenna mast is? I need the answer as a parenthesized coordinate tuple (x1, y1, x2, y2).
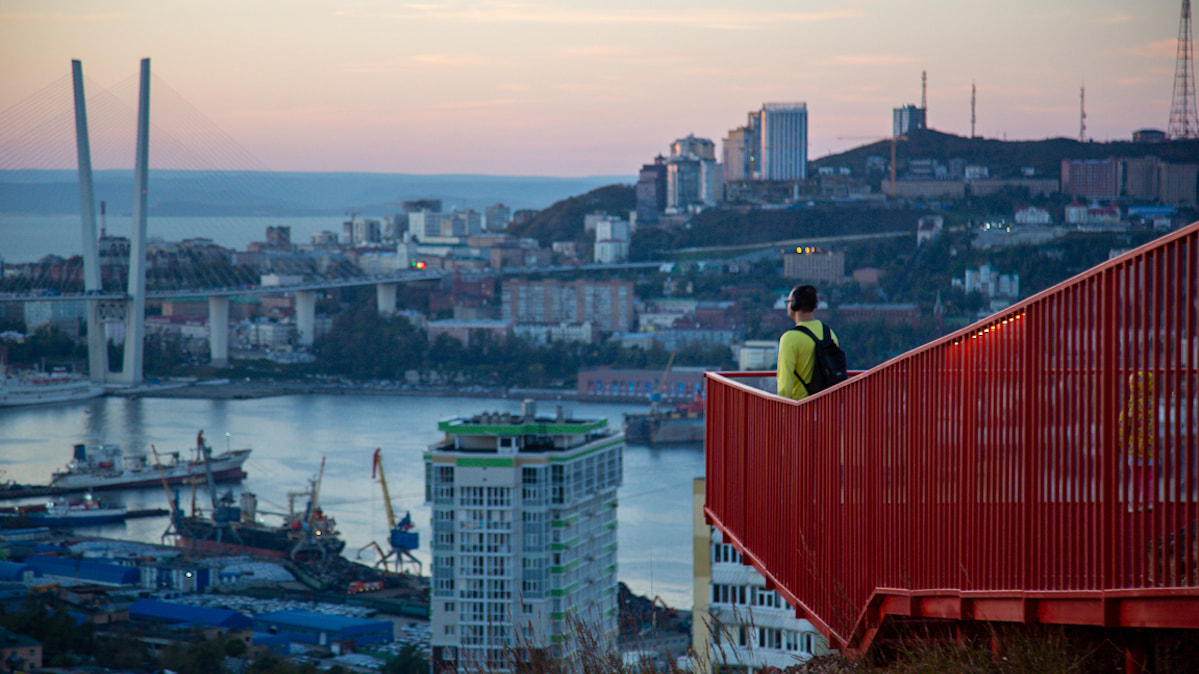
(921, 70, 927, 115)
(971, 81, 977, 138)
(1080, 84, 1087, 142)
(1169, 0, 1198, 138)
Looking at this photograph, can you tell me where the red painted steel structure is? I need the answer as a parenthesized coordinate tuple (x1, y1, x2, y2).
(704, 222, 1199, 653)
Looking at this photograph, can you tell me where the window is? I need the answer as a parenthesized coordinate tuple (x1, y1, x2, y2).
(444, 624, 456, 636)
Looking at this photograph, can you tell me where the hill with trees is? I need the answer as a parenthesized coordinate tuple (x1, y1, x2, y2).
(812, 128, 1199, 179)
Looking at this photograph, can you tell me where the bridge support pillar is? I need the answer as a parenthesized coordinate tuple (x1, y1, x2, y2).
(208, 296, 229, 367)
(296, 290, 317, 347)
(376, 282, 397, 316)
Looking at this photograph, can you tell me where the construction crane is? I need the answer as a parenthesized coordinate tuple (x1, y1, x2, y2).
(357, 448, 421, 574)
(835, 135, 901, 198)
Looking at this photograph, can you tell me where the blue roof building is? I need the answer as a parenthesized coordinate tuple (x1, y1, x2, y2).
(25, 555, 140, 586)
(254, 611, 393, 648)
(0, 561, 39, 583)
(129, 599, 252, 630)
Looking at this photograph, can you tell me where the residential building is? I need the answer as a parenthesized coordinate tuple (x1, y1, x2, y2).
(426, 403, 622, 672)
(692, 478, 829, 672)
(782, 249, 845, 284)
(486, 203, 512, 231)
(956, 265, 1019, 299)
(1061, 158, 1119, 200)
(427, 319, 512, 349)
(917, 215, 944, 245)
(593, 217, 631, 264)
(0, 626, 42, 672)
(513, 322, 596, 345)
(665, 135, 721, 211)
(1014, 207, 1051, 225)
(502, 279, 634, 333)
(835, 304, 922, 328)
(1159, 162, 1199, 206)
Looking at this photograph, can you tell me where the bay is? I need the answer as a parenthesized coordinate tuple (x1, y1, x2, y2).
(0, 393, 704, 609)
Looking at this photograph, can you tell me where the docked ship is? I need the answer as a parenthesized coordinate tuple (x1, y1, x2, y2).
(170, 458, 345, 562)
(0, 367, 104, 408)
(624, 396, 704, 445)
(49, 431, 250, 492)
(0, 495, 126, 528)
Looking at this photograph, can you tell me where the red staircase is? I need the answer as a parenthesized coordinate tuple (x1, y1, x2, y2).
(704, 222, 1199, 655)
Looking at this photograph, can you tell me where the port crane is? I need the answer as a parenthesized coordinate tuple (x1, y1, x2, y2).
(357, 448, 421, 574)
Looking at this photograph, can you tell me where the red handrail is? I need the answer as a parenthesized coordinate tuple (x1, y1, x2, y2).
(704, 222, 1199, 652)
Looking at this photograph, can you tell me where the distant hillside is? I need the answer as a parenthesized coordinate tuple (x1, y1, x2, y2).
(812, 128, 1199, 179)
(0, 170, 634, 216)
(507, 184, 635, 246)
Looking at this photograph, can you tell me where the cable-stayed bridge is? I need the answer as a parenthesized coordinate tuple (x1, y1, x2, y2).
(0, 60, 652, 386)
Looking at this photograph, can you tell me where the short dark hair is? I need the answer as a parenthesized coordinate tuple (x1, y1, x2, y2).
(791, 285, 818, 312)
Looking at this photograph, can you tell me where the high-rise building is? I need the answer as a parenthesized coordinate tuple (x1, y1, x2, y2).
(692, 478, 830, 670)
(426, 402, 623, 672)
(636, 156, 668, 223)
(893, 104, 926, 136)
(722, 113, 760, 182)
(759, 103, 808, 181)
(666, 135, 721, 211)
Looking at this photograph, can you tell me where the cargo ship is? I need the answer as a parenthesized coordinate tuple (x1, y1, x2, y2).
(169, 458, 344, 561)
(49, 431, 250, 491)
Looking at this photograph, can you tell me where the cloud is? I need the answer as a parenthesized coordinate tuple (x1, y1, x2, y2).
(411, 53, 497, 67)
(1127, 39, 1177, 59)
(1094, 12, 1134, 25)
(359, 4, 863, 30)
(824, 54, 920, 67)
(0, 11, 124, 23)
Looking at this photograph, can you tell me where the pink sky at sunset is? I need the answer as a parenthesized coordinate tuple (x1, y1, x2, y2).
(0, 0, 1186, 176)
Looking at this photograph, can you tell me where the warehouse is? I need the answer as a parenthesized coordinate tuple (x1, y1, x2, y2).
(254, 610, 393, 648)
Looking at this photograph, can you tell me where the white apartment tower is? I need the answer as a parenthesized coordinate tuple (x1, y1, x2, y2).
(759, 102, 808, 181)
(426, 401, 623, 673)
(692, 478, 829, 671)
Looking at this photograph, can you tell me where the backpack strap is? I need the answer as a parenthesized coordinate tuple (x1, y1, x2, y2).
(789, 323, 825, 394)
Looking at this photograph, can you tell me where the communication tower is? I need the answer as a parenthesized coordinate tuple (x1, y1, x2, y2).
(971, 81, 977, 138)
(1168, 0, 1198, 138)
(921, 70, 927, 117)
(1080, 84, 1087, 142)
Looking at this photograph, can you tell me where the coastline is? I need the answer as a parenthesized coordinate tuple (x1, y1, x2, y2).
(109, 378, 654, 406)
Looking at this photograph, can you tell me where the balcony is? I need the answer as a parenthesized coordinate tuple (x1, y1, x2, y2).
(704, 222, 1199, 655)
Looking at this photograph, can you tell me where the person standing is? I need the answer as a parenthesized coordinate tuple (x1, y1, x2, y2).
(777, 285, 839, 401)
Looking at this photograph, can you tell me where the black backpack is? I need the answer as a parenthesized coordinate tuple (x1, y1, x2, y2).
(791, 323, 848, 395)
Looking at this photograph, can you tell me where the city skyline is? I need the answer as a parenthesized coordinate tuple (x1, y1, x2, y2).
(0, 0, 1186, 176)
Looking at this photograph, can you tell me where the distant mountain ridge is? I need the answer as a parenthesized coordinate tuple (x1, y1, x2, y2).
(0, 170, 635, 217)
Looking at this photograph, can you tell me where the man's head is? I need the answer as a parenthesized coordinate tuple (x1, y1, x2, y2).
(789, 285, 818, 313)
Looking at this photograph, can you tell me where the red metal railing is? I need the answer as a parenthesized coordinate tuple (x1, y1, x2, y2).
(705, 222, 1199, 652)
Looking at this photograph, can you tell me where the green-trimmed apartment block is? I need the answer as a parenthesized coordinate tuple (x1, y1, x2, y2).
(426, 400, 623, 673)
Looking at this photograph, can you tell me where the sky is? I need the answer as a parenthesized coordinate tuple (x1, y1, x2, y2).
(0, 0, 1187, 176)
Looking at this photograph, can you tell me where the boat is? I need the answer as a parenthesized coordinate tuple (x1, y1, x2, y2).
(624, 401, 704, 445)
(0, 495, 126, 528)
(0, 367, 104, 408)
(49, 431, 250, 491)
(169, 458, 345, 561)
(623, 353, 705, 445)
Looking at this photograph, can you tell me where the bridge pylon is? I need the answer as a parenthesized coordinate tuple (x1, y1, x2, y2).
(74, 59, 150, 387)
